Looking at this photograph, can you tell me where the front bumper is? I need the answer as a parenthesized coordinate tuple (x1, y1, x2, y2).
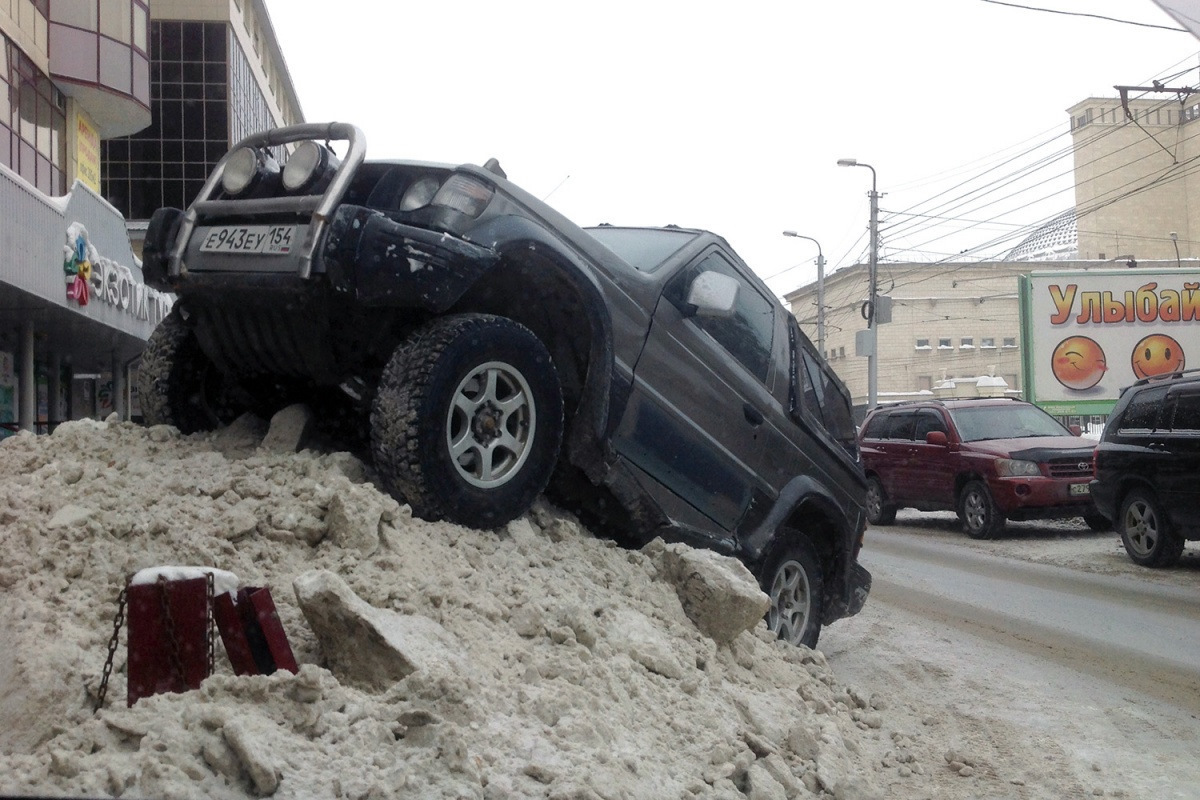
(988, 476, 1094, 519)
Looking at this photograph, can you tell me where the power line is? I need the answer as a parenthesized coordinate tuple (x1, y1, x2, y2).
(978, 0, 1187, 32)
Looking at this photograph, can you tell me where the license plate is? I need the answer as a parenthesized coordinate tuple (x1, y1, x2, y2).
(200, 225, 295, 255)
(1070, 483, 1090, 496)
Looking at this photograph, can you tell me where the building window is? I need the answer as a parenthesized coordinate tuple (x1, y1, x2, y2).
(938, 338, 953, 349)
(915, 338, 931, 350)
(917, 376, 933, 391)
(960, 337, 974, 349)
(1002, 337, 1018, 348)
(0, 36, 67, 194)
(838, 346, 845, 359)
(102, 20, 234, 219)
(1004, 374, 1019, 390)
(980, 337, 996, 349)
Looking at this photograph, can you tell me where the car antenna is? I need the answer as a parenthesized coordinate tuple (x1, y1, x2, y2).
(542, 174, 570, 201)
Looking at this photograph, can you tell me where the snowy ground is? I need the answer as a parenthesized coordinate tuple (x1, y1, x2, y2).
(1, 418, 1196, 799)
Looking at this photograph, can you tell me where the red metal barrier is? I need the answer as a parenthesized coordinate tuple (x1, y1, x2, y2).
(125, 576, 210, 706)
(213, 587, 298, 676)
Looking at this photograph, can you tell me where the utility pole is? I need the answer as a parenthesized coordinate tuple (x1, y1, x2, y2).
(838, 158, 879, 410)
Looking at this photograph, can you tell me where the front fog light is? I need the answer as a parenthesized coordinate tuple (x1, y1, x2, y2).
(221, 147, 278, 197)
(283, 141, 339, 193)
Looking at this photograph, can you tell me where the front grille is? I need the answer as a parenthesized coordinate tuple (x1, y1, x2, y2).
(1047, 457, 1093, 479)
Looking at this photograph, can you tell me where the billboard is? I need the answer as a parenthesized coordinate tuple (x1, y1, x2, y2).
(1019, 269, 1200, 415)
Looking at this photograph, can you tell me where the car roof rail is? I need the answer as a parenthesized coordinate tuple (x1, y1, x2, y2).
(1126, 366, 1200, 389)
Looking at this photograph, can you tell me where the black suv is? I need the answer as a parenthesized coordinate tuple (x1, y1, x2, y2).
(136, 122, 870, 647)
(1091, 370, 1200, 567)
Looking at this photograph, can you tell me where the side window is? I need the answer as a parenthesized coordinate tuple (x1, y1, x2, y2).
(862, 412, 890, 440)
(1168, 392, 1200, 432)
(666, 251, 775, 382)
(913, 410, 947, 440)
(1118, 386, 1168, 432)
(798, 347, 857, 455)
(883, 412, 917, 441)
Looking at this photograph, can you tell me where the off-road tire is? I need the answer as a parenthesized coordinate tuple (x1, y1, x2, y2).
(1083, 510, 1113, 532)
(760, 533, 824, 649)
(370, 313, 563, 528)
(865, 476, 897, 526)
(958, 480, 1006, 539)
(1118, 488, 1184, 567)
(137, 308, 252, 434)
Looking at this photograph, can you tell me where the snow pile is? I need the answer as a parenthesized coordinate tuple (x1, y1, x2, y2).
(0, 416, 901, 799)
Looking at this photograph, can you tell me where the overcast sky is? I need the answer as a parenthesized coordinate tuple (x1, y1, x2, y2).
(265, 1, 1198, 298)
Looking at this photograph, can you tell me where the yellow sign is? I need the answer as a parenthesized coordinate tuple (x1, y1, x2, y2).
(76, 115, 100, 192)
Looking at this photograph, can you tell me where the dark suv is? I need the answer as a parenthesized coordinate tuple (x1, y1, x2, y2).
(858, 397, 1102, 538)
(1091, 370, 1200, 567)
(136, 122, 870, 647)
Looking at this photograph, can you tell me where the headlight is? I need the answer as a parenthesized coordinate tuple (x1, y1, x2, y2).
(996, 458, 1042, 477)
(399, 175, 442, 211)
(431, 174, 494, 217)
(282, 140, 340, 194)
(221, 147, 280, 197)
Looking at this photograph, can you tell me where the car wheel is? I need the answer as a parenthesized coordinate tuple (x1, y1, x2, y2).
(958, 480, 1006, 539)
(1118, 489, 1184, 567)
(1083, 510, 1113, 532)
(370, 314, 563, 528)
(760, 535, 824, 649)
(137, 308, 253, 434)
(865, 476, 897, 526)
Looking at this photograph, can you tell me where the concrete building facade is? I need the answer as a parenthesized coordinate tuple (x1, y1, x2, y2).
(1068, 95, 1200, 264)
(0, 0, 300, 434)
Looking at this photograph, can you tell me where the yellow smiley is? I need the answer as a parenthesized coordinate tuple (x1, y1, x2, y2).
(1051, 336, 1107, 390)
(1131, 333, 1185, 379)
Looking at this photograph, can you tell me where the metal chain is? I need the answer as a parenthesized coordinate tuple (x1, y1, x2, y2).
(94, 584, 128, 713)
(206, 572, 215, 678)
(157, 576, 185, 685)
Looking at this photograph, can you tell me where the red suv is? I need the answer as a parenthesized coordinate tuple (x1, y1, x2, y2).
(858, 397, 1104, 538)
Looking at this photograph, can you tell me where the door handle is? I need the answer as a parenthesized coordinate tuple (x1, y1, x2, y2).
(743, 403, 764, 426)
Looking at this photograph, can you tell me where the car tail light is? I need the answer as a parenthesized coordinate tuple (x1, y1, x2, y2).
(431, 174, 494, 217)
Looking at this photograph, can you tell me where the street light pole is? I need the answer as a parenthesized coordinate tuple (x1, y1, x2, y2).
(837, 158, 879, 410)
(781, 231, 826, 355)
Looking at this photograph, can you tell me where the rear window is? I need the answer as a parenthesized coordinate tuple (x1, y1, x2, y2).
(585, 227, 697, 272)
(1117, 386, 1168, 432)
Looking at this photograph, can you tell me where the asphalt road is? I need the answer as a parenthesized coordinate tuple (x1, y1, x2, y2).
(860, 527, 1200, 715)
(817, 514, 1200, 798)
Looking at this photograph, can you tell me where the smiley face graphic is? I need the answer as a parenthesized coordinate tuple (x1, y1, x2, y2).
(1051, 336, 1108, 390)
(1131, 333, 1185, 379)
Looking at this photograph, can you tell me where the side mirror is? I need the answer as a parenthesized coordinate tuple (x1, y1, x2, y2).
(1069, 424, 1082, 436)
(926, 430, 948, 446)
(684, 271, 738, 318)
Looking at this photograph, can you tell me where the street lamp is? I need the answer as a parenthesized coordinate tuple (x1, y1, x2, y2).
(782, 231, 826, 355)
(837, 158, 879, 410)
(1170, 231, 1181, 268)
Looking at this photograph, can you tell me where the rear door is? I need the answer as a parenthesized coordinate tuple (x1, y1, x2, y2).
(872, 411, 918, 503)
(905, 408, 956, 506)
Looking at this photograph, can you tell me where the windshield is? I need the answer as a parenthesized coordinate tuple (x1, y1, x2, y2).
(949, 403, 1071, 442)
(585, 227, 697, 272)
